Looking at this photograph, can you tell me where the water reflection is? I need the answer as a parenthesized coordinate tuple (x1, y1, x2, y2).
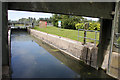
(11, 30, 115, 79)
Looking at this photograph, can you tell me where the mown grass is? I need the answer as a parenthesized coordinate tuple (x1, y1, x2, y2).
(33, 26, 99, 44)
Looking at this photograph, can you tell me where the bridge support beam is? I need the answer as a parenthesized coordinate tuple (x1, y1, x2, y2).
(0, 1, 2, 79)
(2, 2, 9, 66)
(107, 2, 120, 79)
(97, 2, 120, 79)
(0, 2, 9, 79)
(97, 19, 113, 69)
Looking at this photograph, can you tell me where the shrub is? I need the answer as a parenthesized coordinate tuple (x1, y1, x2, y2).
(75, 23, 84, 29)
(75, 22, 100, 31)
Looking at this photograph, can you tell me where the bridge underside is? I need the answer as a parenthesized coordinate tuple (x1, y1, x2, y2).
(0, 2, 119, 79)
(8, 2, 114, 19)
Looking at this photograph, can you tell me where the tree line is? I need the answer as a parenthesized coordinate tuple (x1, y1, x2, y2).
(9, 14, 100, 31)
(51, 14, 100, 31)
(8, 17, 52, 25)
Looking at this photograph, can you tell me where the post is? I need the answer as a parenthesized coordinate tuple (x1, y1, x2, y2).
(78, 29, 79, 41)
(32, 22, 34, 28)
(58, 21, 61, 31)
(83, 23, 89, 44)
(95, 31, 97, 45)
(83, 30, 86, 44)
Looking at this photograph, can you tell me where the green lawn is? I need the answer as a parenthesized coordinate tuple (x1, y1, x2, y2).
(33, 26, 99, 44)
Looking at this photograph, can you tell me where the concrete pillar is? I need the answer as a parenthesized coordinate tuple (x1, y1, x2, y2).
(0, 1, 2, 79)
(97, 19, 113, 68)
(107, 2, 120, 79)
(112, 2, 120, 53)
(2, 2, 9, 66)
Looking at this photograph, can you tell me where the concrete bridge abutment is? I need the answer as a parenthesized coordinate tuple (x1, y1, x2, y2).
(97, 19, 113, 69)
(0, 2, 10, 79)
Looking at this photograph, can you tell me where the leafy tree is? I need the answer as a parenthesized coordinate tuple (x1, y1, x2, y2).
(51, 14, 59, 26)
(51, 14, 84, 29)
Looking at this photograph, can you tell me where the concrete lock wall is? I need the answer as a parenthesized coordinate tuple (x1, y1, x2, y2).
(28, 29, 99, 69)
(108, 52, 120, 79)
(101, 51, 120, 79)
(28, 29, 119, 79)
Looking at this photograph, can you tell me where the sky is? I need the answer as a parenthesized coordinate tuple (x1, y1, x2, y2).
(8, 10, 99, 21)
(8, 10, 53, 21)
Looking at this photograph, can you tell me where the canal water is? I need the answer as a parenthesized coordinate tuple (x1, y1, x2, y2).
(11, 30, 115, 79)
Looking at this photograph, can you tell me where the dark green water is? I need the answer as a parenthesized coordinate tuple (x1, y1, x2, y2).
(11, 30, 115, 79)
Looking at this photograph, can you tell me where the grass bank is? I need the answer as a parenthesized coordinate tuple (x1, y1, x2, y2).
(33, 26, 99, 44)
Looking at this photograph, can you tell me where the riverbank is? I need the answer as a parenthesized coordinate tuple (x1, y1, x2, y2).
(33, 26, 99, 44)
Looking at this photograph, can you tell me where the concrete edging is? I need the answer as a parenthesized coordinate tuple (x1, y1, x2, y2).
(28, 28, 99, 69)
(28, 28, 120, 79)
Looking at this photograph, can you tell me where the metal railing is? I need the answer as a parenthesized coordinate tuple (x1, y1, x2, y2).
(78, 29, 99, 45)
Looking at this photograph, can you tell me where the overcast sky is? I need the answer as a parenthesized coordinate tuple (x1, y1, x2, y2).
(8, 10, 99, 21)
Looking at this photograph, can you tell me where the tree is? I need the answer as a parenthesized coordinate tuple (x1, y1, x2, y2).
(51, 14, 58, 26)
(51, 14, 84, 29)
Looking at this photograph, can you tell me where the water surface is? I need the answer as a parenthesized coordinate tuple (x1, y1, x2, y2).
(11, 30, 115, 79)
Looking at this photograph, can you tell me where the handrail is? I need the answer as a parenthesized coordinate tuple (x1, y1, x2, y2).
(78, 29, 99, 45)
